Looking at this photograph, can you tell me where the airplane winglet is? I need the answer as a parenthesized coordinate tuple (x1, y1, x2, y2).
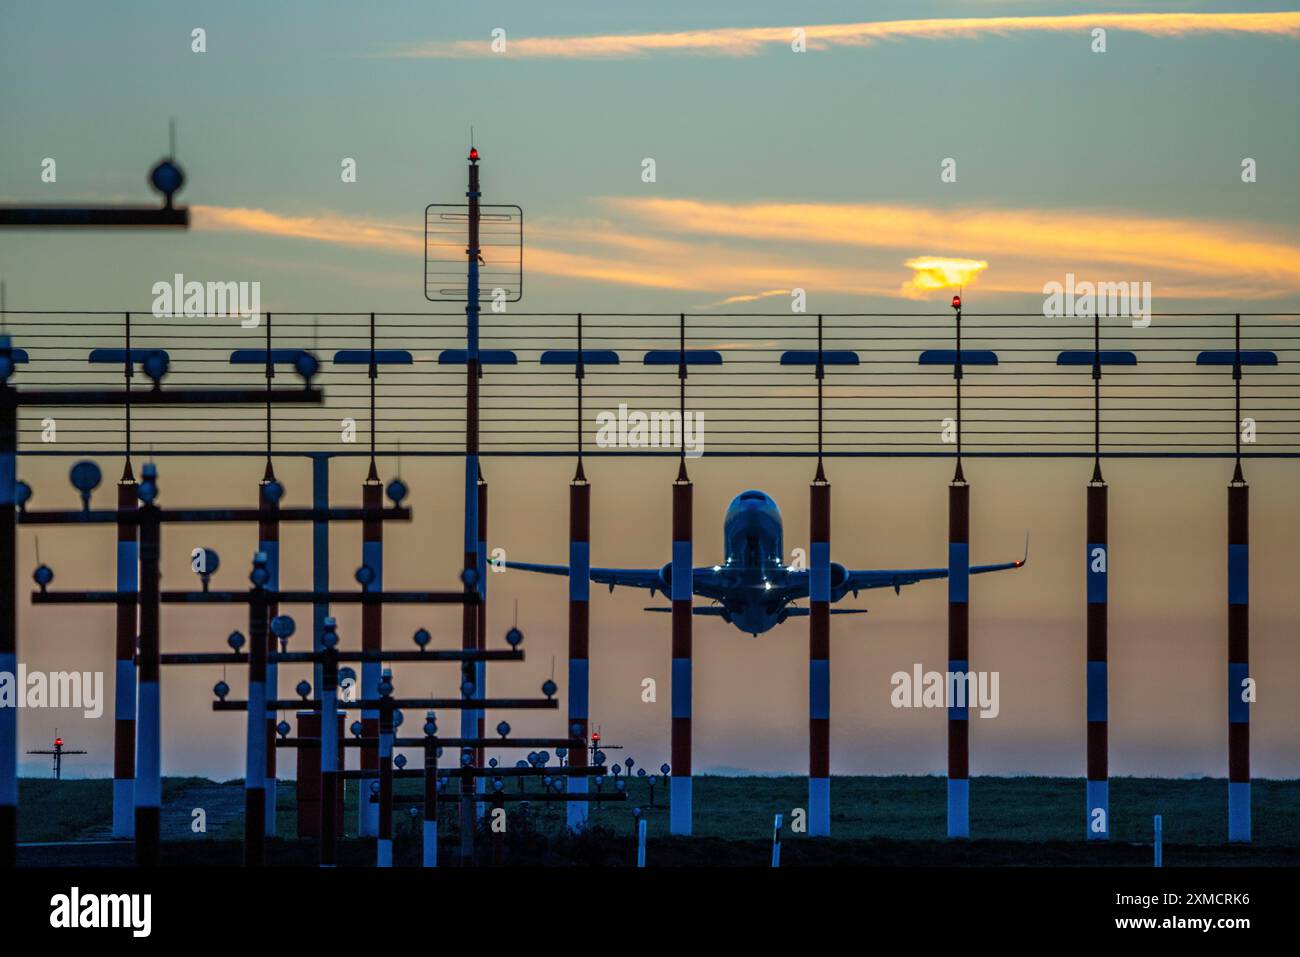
(1016, 532, 1030, 567)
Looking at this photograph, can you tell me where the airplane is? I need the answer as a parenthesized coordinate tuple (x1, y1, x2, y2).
(505, 489, 1027, 636)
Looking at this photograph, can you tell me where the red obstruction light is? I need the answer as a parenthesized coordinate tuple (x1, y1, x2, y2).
(468, 147, 479, 161)
(951, 295, 962, 310)
(54, 738, 63, 747)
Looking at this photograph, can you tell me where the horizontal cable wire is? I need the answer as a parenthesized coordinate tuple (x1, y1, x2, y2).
(2, 312, 1297, 457)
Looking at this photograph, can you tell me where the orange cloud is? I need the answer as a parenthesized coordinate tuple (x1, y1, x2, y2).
(193, 205, 909, 297)
(902, 257, 989, 298)
(698, 289, 792, 307)
(525, 239, 907, 296)
(191, 200, 1300, 302)
(388, 12, 1300, 59)
(605, 197, 1300, 297)
(193, 205, 424, 255)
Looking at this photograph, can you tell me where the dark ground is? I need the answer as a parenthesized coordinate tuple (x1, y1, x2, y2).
(16, 774, 1300, 866)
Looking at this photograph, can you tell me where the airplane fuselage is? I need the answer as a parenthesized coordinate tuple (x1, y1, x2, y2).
(707, 490, 799, 635)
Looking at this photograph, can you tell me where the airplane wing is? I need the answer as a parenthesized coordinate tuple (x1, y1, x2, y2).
(503, 561, 664, 593)
(643, 606, 729, 615)
(504, 560, 730, 598)
(843, 537, 1028, 596)
(779, 608, 869, 617)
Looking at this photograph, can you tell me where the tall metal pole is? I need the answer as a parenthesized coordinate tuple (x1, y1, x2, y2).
(259, 316, 280, 838)
(422, 712, 439, 867)
(311, 454, 329, 701)
(947, 296, 970, 839)
(1227, 313, 1251, 842)
(376, 676, 394, 867)
(244, 555, 269, 866)
(808, 314, 831, 836)
(1086, 312, 1109, 840)
(134, 469, 162, 866)
(476, 470, 488, 809)
(460, 145, 483, 862)
(567, 314, 591, 832)
(359, 477, 383, 837)
(0, 370, 16, 867)
(358, 313, 383, 839)
(319, 619, 340, 867)
(669, 313, 693, 835)
(113, 467, 138, 838)
(112, 313, 138, 838)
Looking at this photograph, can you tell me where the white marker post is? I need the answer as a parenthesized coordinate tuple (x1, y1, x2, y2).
(1153, 814, 1163, 868)
(772, 813, 783, 867)
(636, 817, 647, 868)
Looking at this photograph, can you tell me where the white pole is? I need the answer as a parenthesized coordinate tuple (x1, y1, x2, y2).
(636, 817, 647, 868)
(320, 694, 338, 867)
(772, 812, 783, 867)
(424, 818, 438, 868)
(1153, 814, 1163, 868)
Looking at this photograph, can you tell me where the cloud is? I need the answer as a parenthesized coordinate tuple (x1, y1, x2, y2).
(193, 205, 423, 255)
(902, 257, 989, 298)
(604, 197, 1300, 298)
(387, 12, 1300, 59)
(525, 234, 910, 296)
(695, 289, 792, 308)
(191, 199, 1300, 303)
(193, 204, 910, 297)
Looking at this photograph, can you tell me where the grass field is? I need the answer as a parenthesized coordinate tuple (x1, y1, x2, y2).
(17, 774, 1300, 866)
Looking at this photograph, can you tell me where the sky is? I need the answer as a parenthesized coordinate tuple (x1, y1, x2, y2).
(2, 1, 1300, 313)
(2, 2, 1299, 784)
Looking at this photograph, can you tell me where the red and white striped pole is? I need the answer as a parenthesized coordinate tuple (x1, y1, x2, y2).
(809, 469, 831, 835)
(948, 477, 970, 838)
(112, 316, 139, 841)
(669, 316, 693, 835)
(259, 470, 280, 838)
(808, 316, 831, 836)
(476, 472, 488, 807)
(1227, 314, 1253, 842)
(1228, 389, 1252, 851)
(112, 465, 138, 838)
(1228, 475, 1250, 842)
(258, 319, 281, 839)
(422, 712, 440, 867)
(947, 295, 970, 839)
(670, 468, 692, 835)
(460, 145, 483, 860)
(567, 325, 591, 831)
(244, 553, 269, 866)
(1197, 316, 1262, 842)
(359, 476, 382, 838)
(1084, 316, 1109, 840)
(1086, 478, 1109, 839)
(567, 466, 590, 831)
(377, 670, 395, 866)
(0, 377, 15, 868)
(319, 618, 340, 867)
(134, 466, 162, 866)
